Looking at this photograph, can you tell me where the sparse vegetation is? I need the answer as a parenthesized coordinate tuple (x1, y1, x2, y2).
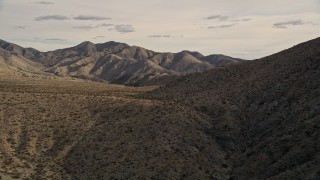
(0, 37, 319, 179)
(0, 75, 225, 179)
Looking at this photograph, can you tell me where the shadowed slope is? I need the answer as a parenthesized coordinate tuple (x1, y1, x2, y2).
(147, 37, 320, 179)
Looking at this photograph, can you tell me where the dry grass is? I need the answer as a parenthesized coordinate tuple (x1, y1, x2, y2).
(0, 75, 226, 179)
(1, 37, 319, 179)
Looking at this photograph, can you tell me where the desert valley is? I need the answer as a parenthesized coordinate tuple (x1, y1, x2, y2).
(0, 37, 319, 179)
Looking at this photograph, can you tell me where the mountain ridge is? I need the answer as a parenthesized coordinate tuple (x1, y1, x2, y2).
(146, 37, 320, 179)
(0, 39, 243, 85)
(0, 37, 319, 179)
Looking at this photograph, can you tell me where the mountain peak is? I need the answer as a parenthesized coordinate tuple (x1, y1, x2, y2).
(0, 39, 243, 85)
(72, 41, 96, 53)
(179, 50, 204, 59)
(77, 41, 95, 47)
(97, 41, 125, 47)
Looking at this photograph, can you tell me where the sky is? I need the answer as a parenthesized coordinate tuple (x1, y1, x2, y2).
(0, 0, 319, 59)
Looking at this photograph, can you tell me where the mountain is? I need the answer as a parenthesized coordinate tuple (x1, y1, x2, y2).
(0, 37, 319, 179)
(0, 47, 44, 77)
(0, 39, 243, 85)
(146, 37, 320, 179)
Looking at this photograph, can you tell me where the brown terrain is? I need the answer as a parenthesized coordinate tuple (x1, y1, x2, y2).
(147, 37, 320, 179)
(0, 39, 242, 86)
(0, 37, 319, 179)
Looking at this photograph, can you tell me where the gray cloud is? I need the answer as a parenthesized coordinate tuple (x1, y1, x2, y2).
(73, 24, 114, 31)
(241, 18, 251, 22)
(35, 15, 69, 21)
(34, 1, 54, 5)
(35, 14, 112, 22)
(273, 20, 311, 28)
(232, 18, 252, 22)
(208, 23, 238, 29)
(204, 15, 250, 29)
(73, 15, 111, 21)
(148, 35, 183, 38)
(45, 38, 67, 41)
(205, 15, 229, 21)
(24, 38, 72, 45)
(72, 25, 96, 31)
(13, 25, 28, 30)
(32, 37, 69, 42)
(114, 25, 135, 33)
(99, 23, 113, 27)
(205, 15, 252, 22)
(149, 35, 172, 38)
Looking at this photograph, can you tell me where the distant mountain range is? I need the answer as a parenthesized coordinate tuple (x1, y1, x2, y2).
(0, 39, 243, 85)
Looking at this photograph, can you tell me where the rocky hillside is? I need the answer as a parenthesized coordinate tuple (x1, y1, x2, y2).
(147, 37, 320, 179)
(0, 38, 319, 179)
(0, 47, 45, 77)
(0, 39, 242, 85)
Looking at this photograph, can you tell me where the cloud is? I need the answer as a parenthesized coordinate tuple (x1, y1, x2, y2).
(273, 20, 311, 28)
(148, 35, 183, 38)
(73, 25, 96, 31)
(205, 15, 229, 21)
(73, 24, 114, 31)
(241, 18, 251, 22)
(114, 25, 135, 33)
(99, 23, 113, 27)
(45, 38, 67, 41)
(25, 38, 72, 45)
(205, 15, 252, 22)
(35, 15, 69, 21)
(13, 25, 28, 30)
(149, 35, 172, 38)
(204, 15, 250, 29)
(73, 15, 111, 21)
(208, 23, 238, 29)
(35, 15, 112, 22)
(34, 1, 54, 5)
(232, 18, 252, 22)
